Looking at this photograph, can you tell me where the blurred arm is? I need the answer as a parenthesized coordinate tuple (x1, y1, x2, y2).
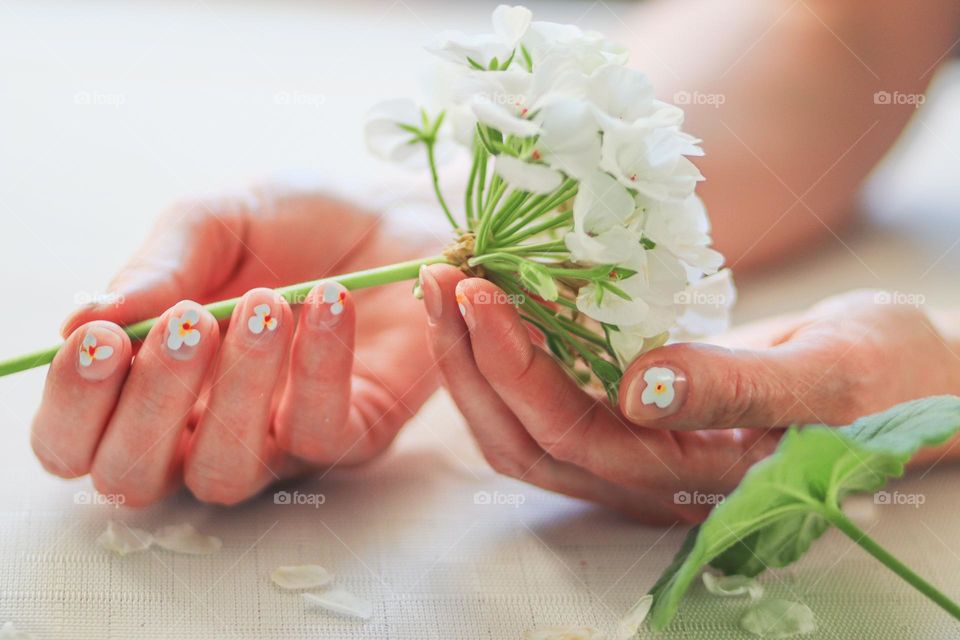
(625, 0, 959, 270)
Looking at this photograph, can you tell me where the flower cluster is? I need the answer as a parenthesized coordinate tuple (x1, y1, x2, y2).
(366, 5, 733, 400)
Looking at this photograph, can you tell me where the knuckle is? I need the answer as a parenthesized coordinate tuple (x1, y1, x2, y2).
(184, 459, 257, 506)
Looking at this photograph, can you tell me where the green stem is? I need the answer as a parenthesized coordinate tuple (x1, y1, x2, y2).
(0, 254, 449, 378)
(427, 141, 458, 229)
(828, 508, 960, 621)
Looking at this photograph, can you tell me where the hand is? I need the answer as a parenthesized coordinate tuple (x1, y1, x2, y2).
(31, 182, 440, 506)
(420, 267, 960, 524)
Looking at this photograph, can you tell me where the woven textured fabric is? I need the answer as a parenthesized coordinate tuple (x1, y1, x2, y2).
(1, 393, 959, 639)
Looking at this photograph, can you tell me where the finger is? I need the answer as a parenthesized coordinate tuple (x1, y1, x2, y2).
(618, 339, 856, 431)
(60, 198, 247, 337)
(423, 266, 681, 519)
(31, 322, 132, 478)
(90, 301, 219, 506)
(275, 282, 356, 464)
(185, 289, 292, 505)
(453, 278, 684, 491)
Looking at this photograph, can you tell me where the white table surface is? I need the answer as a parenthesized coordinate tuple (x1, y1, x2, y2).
(2, 1, 960, 638)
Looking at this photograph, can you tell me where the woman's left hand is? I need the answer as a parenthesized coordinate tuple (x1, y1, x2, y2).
(421, 265, 960, 524)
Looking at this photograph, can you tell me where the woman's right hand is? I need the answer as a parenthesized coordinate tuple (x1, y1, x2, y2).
(31, 182, 441, 506)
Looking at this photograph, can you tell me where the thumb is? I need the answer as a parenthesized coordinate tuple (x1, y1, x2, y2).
(618, 341, 853, 430)
(61, 202, 244, 338)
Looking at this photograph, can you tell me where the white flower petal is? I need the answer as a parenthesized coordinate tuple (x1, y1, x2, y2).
(576, 279, 650, 326)
(321, 282, 342, 304)
(182, 329, 201, 347)
(674, 269, 736, 340)
(248, 315, 265, 334)
(82, 334, 97, 348)
(303, 589, 373, 620)
(253, 303, 271, 316)
(271, 564, 335, 590)
(167, 316, 181, 334)
(153, 523, 222, 555)
(523, 626, 603, 640)
(93, 345, 114, 361)
(533, 100, 600, 179)
(264, 317, 278, 331)
(472, 97, 541, 137)
(79, 351, 93, 367)
(181, 309, 200, 326)
(740, 599, 816, 638)
(494, 155, 563, 194)
(491, 4, 532, 47)
(615, 595, 653, 640)
(97, 521, 153, 556)
(572, 170, 635, 234)
(702, 572, 764, 601)
(364, 98, 424, 165)
(166, 332, 184, 351)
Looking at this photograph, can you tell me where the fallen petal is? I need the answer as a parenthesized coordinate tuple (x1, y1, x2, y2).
(702, 572, 764, 601)
(303, 589, 373, 620)
(740, 599, 816, 638)
(271, 564, 335, 590)
(152, 523, 222, 555)
(523, 627, 603, 640)
(97, 521, 153, 556)
(614, 595, 653, 639)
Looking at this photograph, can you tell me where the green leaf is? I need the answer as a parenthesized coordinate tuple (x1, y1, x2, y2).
(519, 262, 559, 301)
(590, 358, 623, 405)
(648, 396, 960, 631)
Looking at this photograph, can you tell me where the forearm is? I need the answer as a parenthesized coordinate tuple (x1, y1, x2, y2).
(622, 0, 959, 271)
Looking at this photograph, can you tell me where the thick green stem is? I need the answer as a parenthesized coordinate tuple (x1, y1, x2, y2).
(0, 255, 448, 378)
(828, 509, 960, 621)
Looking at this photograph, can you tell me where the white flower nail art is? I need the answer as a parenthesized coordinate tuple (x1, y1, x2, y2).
(641, 367, 675, 408)
(166, 310, 201, 351)
(78, 333, 114, 367)
(247, 303, 278, 334)
(322, 283, 346, 315)
(456, 293, 467, 316)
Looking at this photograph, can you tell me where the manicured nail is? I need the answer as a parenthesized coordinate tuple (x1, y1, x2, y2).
(624, 366, 687, 421)
(76, 326, 122, 381)
(456, 292, 475, 330)
(165, 305, 203, 360)
(307, 282, 347, 329)
(419, 266, 441, 325)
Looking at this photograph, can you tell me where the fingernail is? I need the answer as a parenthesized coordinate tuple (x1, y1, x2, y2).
(242, 294, 283, 342)
(76, 325, 123, 381)
(624, 365, 687, 421)
(419, 266, 441, 325)
(456, 292, 475, 330)
(164, 303, 205, 360)
(307, 282, 347, 329)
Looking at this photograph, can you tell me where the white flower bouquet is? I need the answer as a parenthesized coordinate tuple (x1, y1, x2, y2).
(0, 4, 733, 401)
